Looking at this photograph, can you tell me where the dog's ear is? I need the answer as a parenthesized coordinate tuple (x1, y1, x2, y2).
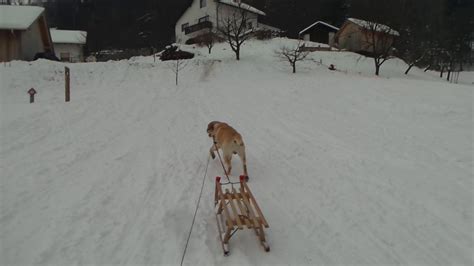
(207, 121, 219, 137)
(207, 122, 214, 132)
(207, 121, 220, 131)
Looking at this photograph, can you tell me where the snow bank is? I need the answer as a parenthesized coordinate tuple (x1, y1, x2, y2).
(0, 39, 472, 265)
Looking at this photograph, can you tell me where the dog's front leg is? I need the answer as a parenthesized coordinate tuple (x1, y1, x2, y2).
(209, 145, 217, 159)
(224, 154, 232, 175)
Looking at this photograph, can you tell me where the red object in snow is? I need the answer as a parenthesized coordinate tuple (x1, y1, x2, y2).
(28, 88, 37, 103)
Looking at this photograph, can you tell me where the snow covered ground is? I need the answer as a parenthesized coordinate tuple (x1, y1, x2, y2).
(1, 38, 472, 265)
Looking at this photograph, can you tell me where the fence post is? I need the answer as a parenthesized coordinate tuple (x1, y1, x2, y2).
(65, 66, 70, 102)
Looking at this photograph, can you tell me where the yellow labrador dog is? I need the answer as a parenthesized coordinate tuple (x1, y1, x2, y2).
(207, 121, 248, 179)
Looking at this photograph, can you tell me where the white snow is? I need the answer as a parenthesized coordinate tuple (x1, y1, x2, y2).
(50, 29, 87, 45)
(0, 38, 472, 265)
(348, 18, 400, 36)
(0, 5, 44, 30)
(219, 0, 266, 16)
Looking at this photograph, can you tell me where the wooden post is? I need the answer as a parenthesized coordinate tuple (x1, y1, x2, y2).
(28, 88, 37, 103)
(65, 66, 70, 102)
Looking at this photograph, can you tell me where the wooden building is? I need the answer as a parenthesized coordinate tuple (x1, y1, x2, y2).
(334, 18, 399, 55)
(0, 5, 53, 62)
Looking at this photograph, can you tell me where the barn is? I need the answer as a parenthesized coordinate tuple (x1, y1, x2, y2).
(334, 18, 399, 55)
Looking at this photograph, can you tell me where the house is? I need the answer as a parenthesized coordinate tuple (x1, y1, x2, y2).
(334, 18, 399, 55)
(299, 21, 339, 47)
(50, 29, 87, 62)
(175, 0, 267, 44)
(0, 5, 53, 62)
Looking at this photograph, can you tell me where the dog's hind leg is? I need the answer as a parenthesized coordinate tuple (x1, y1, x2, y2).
(238, 150, 249, 181)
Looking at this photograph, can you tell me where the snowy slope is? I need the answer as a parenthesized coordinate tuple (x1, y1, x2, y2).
(1, 39, 472, 266)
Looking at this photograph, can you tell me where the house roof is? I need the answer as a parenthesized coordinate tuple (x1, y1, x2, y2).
(257, 23, 282, 32)
(299, 21, 339, 35)
(219, 0, 266, 16)
(0, 5, 44, 30)
(50, 29, 87, 45)
(347, 18, 400, 36)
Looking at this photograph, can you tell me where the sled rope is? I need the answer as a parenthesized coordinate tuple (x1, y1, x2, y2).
(180, 154, 211, 266)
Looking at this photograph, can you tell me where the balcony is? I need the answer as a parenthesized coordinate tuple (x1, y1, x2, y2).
(184, 21, 213, 35)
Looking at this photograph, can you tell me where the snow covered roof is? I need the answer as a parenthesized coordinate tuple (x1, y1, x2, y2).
(299, 21, 339, 35)
(50, 29, 87, 45)
(348, 18, 399, 36)
(257, 23, 282, 32)
(219, 0, 266, 16)
(0, 5, 44, 30)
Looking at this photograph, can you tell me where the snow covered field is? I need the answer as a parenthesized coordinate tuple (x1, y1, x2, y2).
(1, 39, 472, 265)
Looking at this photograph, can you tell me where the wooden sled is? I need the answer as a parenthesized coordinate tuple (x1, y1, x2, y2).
(214, 175, 270, 256)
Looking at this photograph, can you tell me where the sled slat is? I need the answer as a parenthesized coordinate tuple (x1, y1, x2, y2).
(225, 189, 243, 229)
(216, 184, 233, 228)
(232, 187, 252, 228)
(242, 182, 269, 227)
(239, 188, 260, 228)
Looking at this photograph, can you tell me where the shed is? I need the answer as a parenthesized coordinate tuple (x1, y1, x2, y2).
(299, 21, 339, 46)
(50, 29, 87, 62)
(0, 5, 53, 62)
(334, 18, 399, 55)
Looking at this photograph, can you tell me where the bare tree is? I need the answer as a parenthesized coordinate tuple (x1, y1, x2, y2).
(403, 47, 428, 75)
(167, 58, 189, 86)
(217, 4, 253, 60)
(360, 20, 398, 76)
(398, 22, 429, 75)
(137, 12, 156, 61)
(202, 31, 216, 54)
(393, 0, 432, 75)
(194, 29, 222, 54)
(275, 40, 310, 73)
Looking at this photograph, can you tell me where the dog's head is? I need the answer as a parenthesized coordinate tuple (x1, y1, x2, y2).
(207, 121, 220, 137)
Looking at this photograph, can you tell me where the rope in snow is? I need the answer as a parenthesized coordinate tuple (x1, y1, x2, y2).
(180, 137, 238, 265)
(180, 154, 211, 266)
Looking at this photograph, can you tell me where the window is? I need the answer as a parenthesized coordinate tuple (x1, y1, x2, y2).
(200, 0, 206, 8)
(247, 22, 253, 29)
(60, 52, 71, 62)
(199, 16, 209, 23)
(182, 23, 189, 32)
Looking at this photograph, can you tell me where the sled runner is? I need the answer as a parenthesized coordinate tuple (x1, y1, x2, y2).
(214, 175, 270, 256)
